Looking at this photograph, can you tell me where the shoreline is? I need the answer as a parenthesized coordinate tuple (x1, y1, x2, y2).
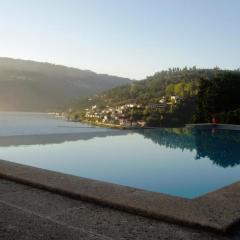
(73, 119, 142, 130)
(72, 119, 170, 130)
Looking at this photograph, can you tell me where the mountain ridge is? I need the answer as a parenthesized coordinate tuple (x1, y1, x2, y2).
(0, 57, 131, 111)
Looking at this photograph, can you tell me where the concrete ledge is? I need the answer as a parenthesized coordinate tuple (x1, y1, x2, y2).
(0, 159, 239, 233)
(186, 123, 240, 130)
(216, 124, 240, 130)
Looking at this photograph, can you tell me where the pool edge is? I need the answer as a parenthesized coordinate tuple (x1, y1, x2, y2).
(0, 159, 239, 233)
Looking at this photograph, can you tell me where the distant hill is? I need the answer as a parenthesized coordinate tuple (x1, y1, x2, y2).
(73, 67, 240, 126)
(0, 57, 131, 111)
(74, 67, 220, 109)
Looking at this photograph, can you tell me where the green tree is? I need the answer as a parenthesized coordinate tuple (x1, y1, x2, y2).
(195, 72, 240, 123)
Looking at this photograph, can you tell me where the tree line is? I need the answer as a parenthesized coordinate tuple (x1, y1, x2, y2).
(73, 67, 240, 126)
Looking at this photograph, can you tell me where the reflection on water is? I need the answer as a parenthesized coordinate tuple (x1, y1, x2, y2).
(140, 128, 240, 168)
(0, 111, 111, 136)
(139, 128, 195, 152)
(0, 131, 126, 147)
(0, 112, 239, 198)
(194, 129, 240, 168)
(0, 127, 239, 168)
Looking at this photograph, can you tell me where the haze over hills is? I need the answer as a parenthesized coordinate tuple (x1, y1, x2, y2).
(0, 57, 131, 111)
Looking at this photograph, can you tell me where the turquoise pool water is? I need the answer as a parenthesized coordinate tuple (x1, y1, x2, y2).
(0, 112, 239, 199)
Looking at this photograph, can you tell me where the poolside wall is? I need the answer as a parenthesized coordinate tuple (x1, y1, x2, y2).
(0, 159, 239, 233)
(186, 123, 240, 130)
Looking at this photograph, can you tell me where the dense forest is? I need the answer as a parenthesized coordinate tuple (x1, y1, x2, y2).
(194, 71, 240, 124)
(73, 67, 240, 126)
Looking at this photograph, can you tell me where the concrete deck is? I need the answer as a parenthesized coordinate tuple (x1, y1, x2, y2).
(0, 178, 240, 240)
(0, 159, 239, 239)
(0, 160, 239, 233)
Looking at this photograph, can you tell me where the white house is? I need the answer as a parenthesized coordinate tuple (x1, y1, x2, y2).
(170, 95, 181, 104)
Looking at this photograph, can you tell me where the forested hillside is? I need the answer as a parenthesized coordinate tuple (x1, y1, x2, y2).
(0, 58, 130, 111)
(73, 67, 240, 126)
(195, 71, 240, 124)
(75, 67, 222, 108)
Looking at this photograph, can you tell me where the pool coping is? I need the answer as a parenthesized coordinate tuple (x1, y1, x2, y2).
(186, 123, 240, 130)
(0, 159, 239, 233)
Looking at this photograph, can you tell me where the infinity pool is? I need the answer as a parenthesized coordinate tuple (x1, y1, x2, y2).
(0, 112, 239, 198)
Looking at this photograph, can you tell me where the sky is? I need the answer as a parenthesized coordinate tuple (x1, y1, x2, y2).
(0, 0, 239, 79)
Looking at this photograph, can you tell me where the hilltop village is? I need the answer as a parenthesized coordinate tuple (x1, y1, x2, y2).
(72, 95, 182, 128)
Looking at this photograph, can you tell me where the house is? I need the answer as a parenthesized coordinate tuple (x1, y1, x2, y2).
(130, 122, 137, 127)
(124, 121, 132, 127)
(159, 97, 166, 103)
(94, 113, 100, 118)
(102, 116, 109, 123)
(148, 103, 167, 110)
(137, 120, 146, 127)
(170, 95, 181, 104)
(119, 119, 125, 126)
(119, 119, 132, 127)
(126, 104, 135, 108)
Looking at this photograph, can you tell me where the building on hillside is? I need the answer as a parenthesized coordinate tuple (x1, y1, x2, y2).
(148, 103, 167, 110)
(126, 104, 135, 108)
(131, 122, 138, 127)
(170, 95, 181, 104)
(159, 97, 166, 103)
(137, 120, 146, 127)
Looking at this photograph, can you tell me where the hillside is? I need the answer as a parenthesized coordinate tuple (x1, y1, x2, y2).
(74, 67, 218, 109)
(72, 68, 240, 126)
(73, 67, 220, 112)
(0, 57, 131, 111)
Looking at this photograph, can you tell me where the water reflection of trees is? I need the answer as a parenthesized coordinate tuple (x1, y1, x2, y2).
(139, 128, 240, 168)
(139, 128, 195, 151)
(194, 129, 240, 168)
(1, 127, 240, 168)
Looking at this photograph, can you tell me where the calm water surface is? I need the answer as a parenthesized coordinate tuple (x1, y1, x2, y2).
(0, 112, 239, 198)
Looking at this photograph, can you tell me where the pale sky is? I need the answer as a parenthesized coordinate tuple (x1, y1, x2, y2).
(0, 0, 239, 79)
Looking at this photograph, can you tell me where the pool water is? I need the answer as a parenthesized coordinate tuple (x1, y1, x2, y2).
(0, 112, 239, 199)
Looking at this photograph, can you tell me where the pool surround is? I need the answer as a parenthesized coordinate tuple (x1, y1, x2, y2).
(186, 123, 240, 130)
(0, 159, 239, 233)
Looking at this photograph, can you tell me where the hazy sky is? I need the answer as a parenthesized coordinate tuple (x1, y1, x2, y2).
(0, 0, 239, 79)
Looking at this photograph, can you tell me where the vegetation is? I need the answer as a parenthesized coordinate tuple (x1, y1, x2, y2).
(195, 71, 240, 124)
(0, 57, 130, 111)
(3, 56, 238, 126)
(215, 108, 240, 124)
(97, 66, 203, 104)
(73, 67, 240, 127)
(160, 96, 197, 127)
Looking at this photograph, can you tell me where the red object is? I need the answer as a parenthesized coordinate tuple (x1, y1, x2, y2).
(212, 117, 220, 124)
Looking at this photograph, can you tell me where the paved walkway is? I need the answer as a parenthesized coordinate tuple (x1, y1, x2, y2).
(0, 178, 239, 240)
